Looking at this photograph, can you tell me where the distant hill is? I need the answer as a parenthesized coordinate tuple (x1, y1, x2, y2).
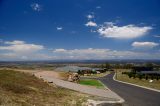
(0, 59, 160, 64)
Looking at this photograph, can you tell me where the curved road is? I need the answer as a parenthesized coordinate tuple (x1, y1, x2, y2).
(99, 73, 160, 106)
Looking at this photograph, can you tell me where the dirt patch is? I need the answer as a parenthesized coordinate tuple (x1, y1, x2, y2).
(34, 71, 61, 79)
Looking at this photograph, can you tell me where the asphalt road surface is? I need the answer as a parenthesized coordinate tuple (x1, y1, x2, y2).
(99, 73, 160, 106)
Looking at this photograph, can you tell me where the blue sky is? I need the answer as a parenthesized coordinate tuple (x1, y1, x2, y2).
(0, 0, 160, 60)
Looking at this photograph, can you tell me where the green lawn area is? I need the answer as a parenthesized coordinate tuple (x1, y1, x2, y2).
(115, 69, 160, 90)
(79, 79, 104, 89)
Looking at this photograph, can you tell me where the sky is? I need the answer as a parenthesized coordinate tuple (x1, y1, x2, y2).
(0, 0, 160, 61)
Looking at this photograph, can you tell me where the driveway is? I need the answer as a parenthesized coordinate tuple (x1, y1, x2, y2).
(99, 72, 160, 106)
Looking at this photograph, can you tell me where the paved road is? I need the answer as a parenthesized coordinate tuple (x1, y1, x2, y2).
(99, 72, 160, 106)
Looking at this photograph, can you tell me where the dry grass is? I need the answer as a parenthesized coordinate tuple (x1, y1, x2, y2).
(0, 69, 88, 106)
(115, 69, 160, 90)
(58, 72, 70, 80)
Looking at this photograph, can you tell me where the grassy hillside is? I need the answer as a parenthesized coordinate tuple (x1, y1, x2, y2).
(0, 69, 87, 106)
(116, 69, 160, 90)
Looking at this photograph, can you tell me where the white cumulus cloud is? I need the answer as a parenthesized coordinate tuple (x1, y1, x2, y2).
(56, 27, 63, 30)
(31, 3, 42, 12)
(132, 41, 159, 49)
(96, 6, 101, 9)
(87, 14, 94, 19)
(0, 40, 46, 60)
(154, 35, 160, 38)
(52, 48, 159, 60)
(54, 49, 67, 52)
(85, 21, 97, 27)
(0, 40, 44, 53)
(97, 24, 152, 39)
(5, 40, 25, 45)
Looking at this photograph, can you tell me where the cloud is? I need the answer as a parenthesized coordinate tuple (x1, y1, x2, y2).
(91, 29, 97, 33)
(87, 14, 94, 19)
(0, 40, 47, 60)
(31, 3, 42, 11)
(154, 35, 160, 38)
(97, 23, 152, 39)
(5, 40, 25, 45)
(132, 41, 159, 49)
(0, 39, 3, 43)
(54, 49, 67, 52)
(70, 31, 76, 34)
(53, 48, 109, 54)
(0, 40, 44, 53)
(0, 53, 52, 61)
(56, 27, 63, 30)
(96, 6, 101, 9)
(52, 48, 159, 60)
(85, 21, 97, 27)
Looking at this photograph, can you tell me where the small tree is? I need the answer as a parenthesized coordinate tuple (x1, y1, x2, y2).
(77, 70, 81, 75)
(133, 74, 136, 79)
(156, 76, 159, 81)
(105, 63, 111, 69)
(128, 73, 132, 78)
(145, 75, 148, 80)
(151, 75, 154, 80)
(138, 75, 142, 80)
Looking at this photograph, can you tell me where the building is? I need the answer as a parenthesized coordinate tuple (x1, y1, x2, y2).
(132, 66, 153, 73)
(132, 66, 160, 76)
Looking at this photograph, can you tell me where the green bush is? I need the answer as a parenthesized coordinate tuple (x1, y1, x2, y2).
(151, 75, 154, 80)
(128, 73, 132, 78)
(133, 74, 136, 79)
(140, 75, 143, 80)
(156, 76, 159, 80)
(145, 76, 148, 80)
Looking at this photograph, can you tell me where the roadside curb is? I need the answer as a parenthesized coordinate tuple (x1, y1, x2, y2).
(87, 99, 124, 106)
(113, 73, 160, 93)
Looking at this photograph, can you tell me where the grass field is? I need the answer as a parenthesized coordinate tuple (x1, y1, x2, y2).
(0, 69, 88, 106)
(79, 79, 104, 89)
(115, 69, 160, 90)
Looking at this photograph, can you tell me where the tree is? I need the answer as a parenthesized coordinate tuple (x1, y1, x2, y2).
(138, 75, 143, 80)
(105, 63, 111, 69)
(145, 75, 148, 80)
(124, 64, 134, 69)
(128, 73, 132, 78)
(77, 70, 81, 74)
(156, 76, 159, 80)
(145, 63, 153, 67)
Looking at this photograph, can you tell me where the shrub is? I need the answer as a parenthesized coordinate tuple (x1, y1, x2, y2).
(138, 75, 143, 80)
(128, 73, 132, 78)
(151, 75, 154, 80)
(156, 76, 159, 81)
(133, 74, 136, 79)
(156, 77, 158, 80)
